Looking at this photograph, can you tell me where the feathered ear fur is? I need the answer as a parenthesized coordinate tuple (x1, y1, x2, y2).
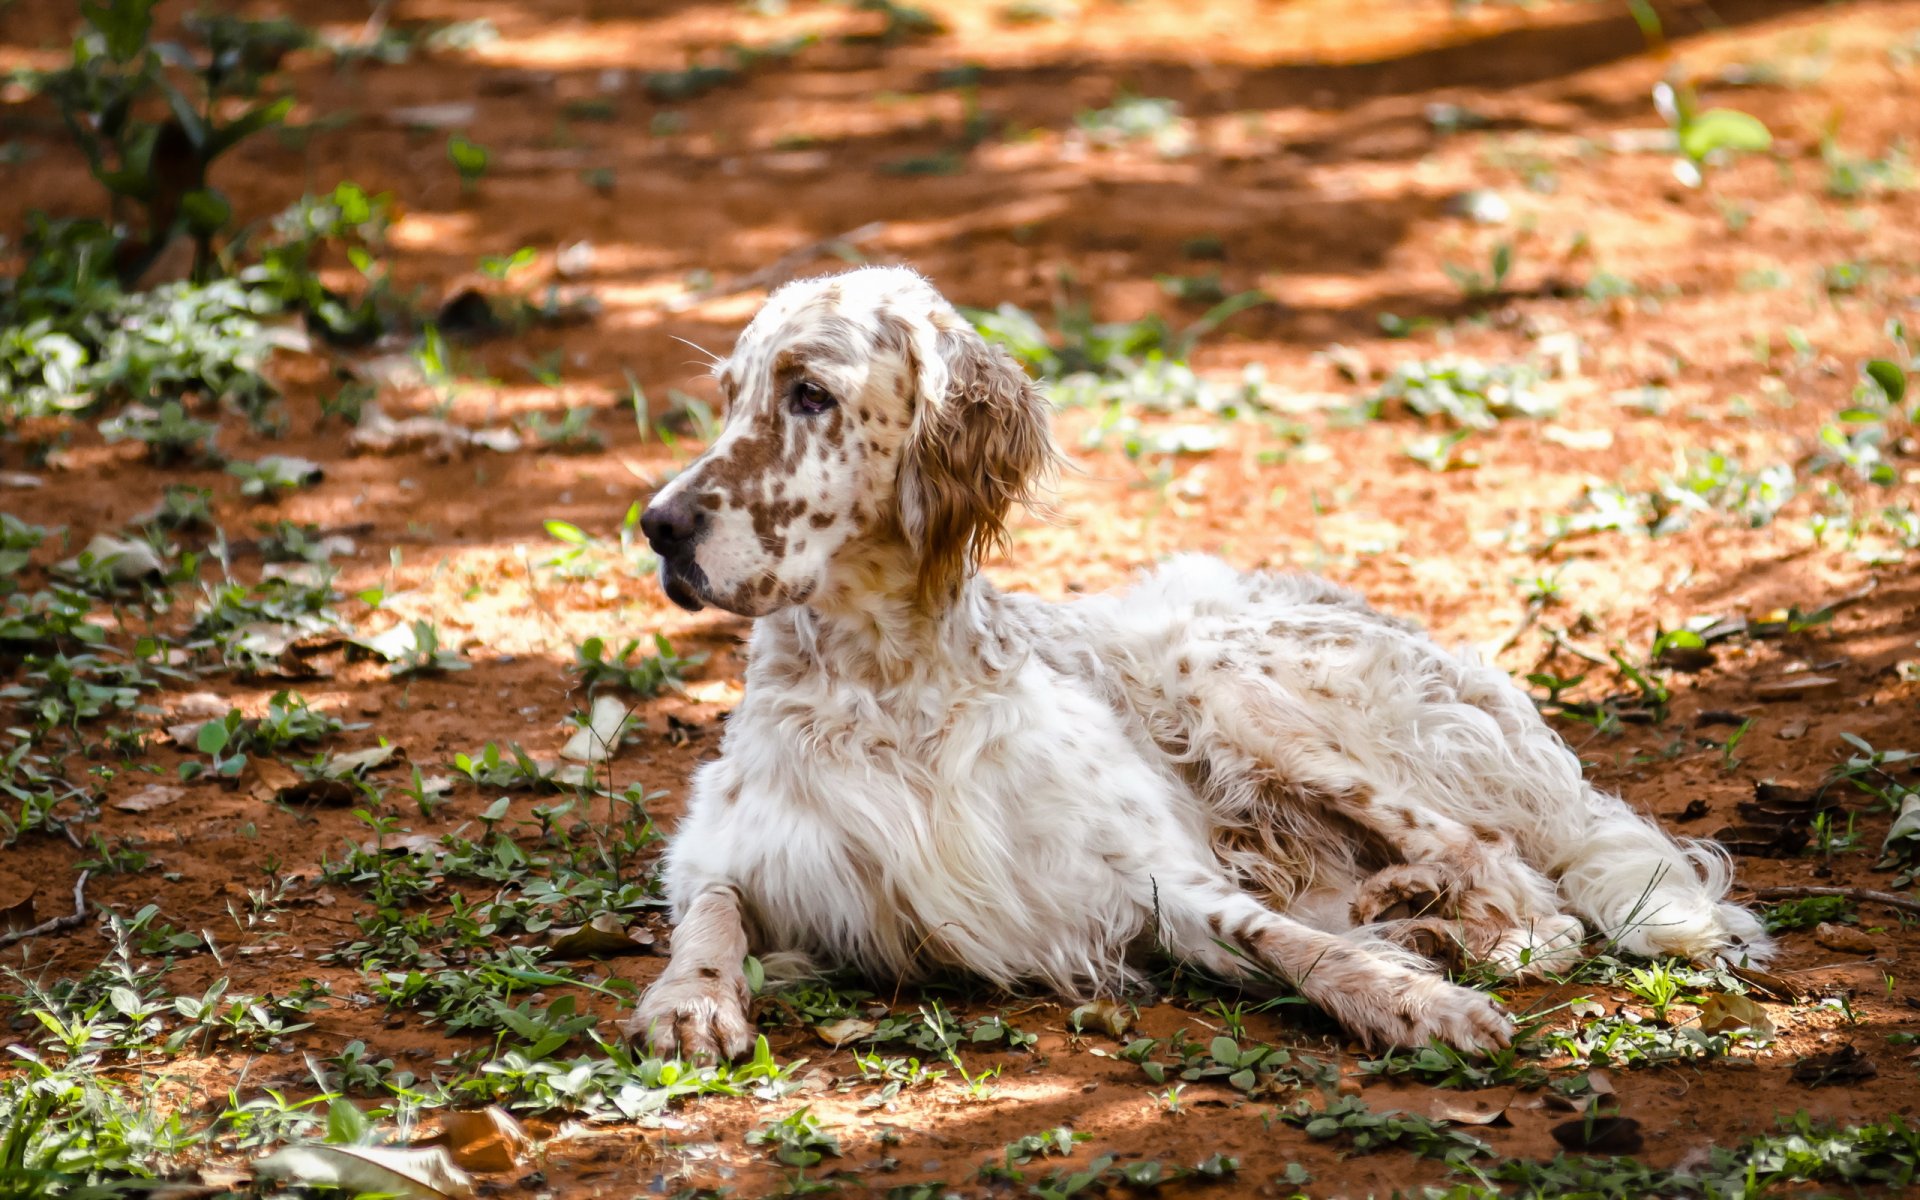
(894, 310, 1057, 608)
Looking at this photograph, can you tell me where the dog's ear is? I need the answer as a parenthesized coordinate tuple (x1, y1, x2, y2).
(895, 312, 1056, 608)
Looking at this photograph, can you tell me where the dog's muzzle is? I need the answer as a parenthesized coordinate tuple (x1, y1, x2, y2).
(640, 496, 709, 612)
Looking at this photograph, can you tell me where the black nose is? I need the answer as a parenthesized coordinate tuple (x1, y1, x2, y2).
(640, 496, 703, 557)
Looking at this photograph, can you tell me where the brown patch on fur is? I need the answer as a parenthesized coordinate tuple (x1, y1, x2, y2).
(887, 312, 1059, 610)
(808, 511, 835, 529)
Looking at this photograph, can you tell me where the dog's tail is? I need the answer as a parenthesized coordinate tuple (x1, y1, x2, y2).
(1549, 786, 1774, 965)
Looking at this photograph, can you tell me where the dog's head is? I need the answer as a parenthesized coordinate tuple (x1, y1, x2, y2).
(641, 266, 1054, 617)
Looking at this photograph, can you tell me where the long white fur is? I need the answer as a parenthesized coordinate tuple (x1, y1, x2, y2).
(625, 266, 1770, 1061)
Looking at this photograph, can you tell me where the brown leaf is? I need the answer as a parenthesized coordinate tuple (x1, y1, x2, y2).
(1709, 823, 1809, 858)
(1753, 674, 1838, 699)
(1791, 1043, 1875, 1087)
(1814, 922, 1877, 955)
(813, 1018, 878, 1048)
(1430, 1091, 1512, 1126)
(417, 1107, 533, 1174)
(1069, 998, 1133, 1039)
(1725, 965, 1803, 1003)
(1696, 993, 1774, 1036)
(255, 1145, 473, 1199)
(1, 894, 35, 935)
(115, 784, 183, 813)
(547, 912, 654, 959)
(1551, 1115, 1643, 1154)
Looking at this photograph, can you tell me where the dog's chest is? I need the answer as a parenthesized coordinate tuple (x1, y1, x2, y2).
(673, 658, 1201, 986)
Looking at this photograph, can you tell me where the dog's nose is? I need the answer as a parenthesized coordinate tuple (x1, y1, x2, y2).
(641, 496, 704, 557)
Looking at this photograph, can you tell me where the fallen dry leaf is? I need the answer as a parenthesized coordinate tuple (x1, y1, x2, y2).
(115, 784, 183, 813)
(1753, 674, 1838, 699)
(1551, 1115, 1642, 1154)
(1791, 1043, 1875, 1087)
(814, 1018, 878, 1048)
(1696, 993, 1774, 1036)
(254, 1145, 474, 1200)
(1, 894, 35, 935)
(1814, 922, 1876, 955)
(1430, 1091, 1512, 1126)
(561, 696, 632, 763)
(417, 1107, 533, 1174)
(1725, 965, 1803, 1003)
(547, 912, 654, 958)
(59, 533, 164, 582)
(1069, 999, 1133, 1039)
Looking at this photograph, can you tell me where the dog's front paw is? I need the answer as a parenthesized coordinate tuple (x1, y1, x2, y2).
(623, 968, 753, 1063)
(1325, 967, 1514, 1054)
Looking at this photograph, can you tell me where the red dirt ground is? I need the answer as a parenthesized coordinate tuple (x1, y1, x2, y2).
(4, 0, 1920, 1194)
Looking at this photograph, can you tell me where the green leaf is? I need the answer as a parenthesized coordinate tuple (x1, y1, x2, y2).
(1680, 109, 1772, 162)
(196, 719, 231, 755)
(448, 135, 490, 177)
(180, 188, 233, 235)
(325, 1098, 372, 1145)
(1209, 1036, 1240, 1064)
(544, 520, 589, 546)
(479, 796, 513, 823)
(1864, 359, 1907, 404)
(83, 0, 156, 62)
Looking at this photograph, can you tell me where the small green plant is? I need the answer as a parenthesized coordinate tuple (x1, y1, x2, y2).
(99, 401, 221, 465)
(447, 135, 491, 194)
(1442, 241, 1513, 300)
(747, 1107, 841, 1168)
(33, 0, 299, 274)
(574, 634, 703, 696)
(1653, 78, 1772, 186)
(1762, 894, 1855, 933)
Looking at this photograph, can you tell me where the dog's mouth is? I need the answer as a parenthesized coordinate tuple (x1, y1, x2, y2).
(658, 558, 709, 612)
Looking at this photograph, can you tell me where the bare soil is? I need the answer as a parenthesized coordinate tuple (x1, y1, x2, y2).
(4, 0, 1920, 1195)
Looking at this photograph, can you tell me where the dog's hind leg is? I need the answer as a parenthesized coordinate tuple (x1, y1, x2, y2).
(1179, 663, 1582, 975)
(1155, 873, 1514, 1052)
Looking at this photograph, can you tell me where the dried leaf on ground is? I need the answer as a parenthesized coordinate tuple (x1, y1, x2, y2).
(548, 912, 655, 958)
(1791, 1043, 1876, 1087)
(1753, 674, 1839, 699)
(59, 533, 165, 582)
(115, 784, 183, 813)
(1550, 1115, 1643, 1153)
(1430, 1092, 1513, 1126)
(561, 696, 633, 763)
(1814, 922, 1877, 955)
(350, 405, 523, 460)
(815, 1018, 878, 1047)
(1696, 993, 1774, 1036)
(1069, 999, 1133, 1039)
(1, 895, 35, 935)
(254, 1145, 475, 1200)
(416, 1107, 534, 1174)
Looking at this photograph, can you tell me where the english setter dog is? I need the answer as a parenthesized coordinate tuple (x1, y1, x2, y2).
(624, 266, 1769, 1059)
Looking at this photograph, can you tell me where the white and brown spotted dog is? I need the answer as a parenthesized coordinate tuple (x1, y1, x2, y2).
(625, 266, 1770, 1060)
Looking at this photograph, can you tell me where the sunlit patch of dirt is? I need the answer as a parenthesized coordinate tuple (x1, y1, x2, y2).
(5, 0, 1920, 1192)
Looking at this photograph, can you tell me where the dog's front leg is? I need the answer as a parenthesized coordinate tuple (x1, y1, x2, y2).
(623, 885, 754, 1062)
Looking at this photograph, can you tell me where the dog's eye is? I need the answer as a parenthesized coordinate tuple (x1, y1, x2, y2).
(788, 379, 836, 416)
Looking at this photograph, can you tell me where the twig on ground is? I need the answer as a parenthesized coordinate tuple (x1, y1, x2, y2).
(0, 870, 91, 948)
(1542, 626, 1611, 668)
(1750, 885, 1920, 917)
(1494, 600, 1544, 658)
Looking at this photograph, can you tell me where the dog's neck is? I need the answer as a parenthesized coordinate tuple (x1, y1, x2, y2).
(770, 543, 1021, 689)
